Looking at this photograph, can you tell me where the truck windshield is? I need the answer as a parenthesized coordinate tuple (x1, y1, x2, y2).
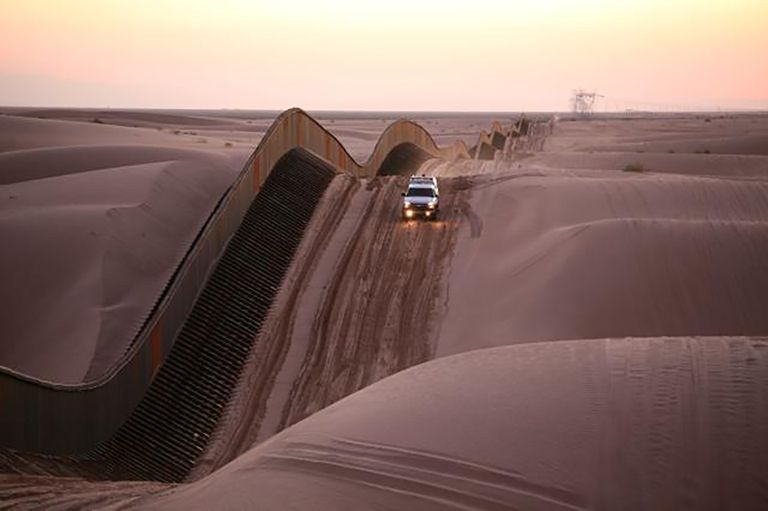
(406, 188, 435, 197)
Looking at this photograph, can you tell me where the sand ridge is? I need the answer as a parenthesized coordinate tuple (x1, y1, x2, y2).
(0, 112, 249, 383)
(7, 337, 766, 510)
(434, 166, 768, 356)
(140, 337, 768, 510)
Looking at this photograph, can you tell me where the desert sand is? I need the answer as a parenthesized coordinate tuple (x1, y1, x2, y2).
(4, 338, 767, 509)
(0, 111, 254, 382)
(1, 110, 768, 509)
(139, 337, 768, 510)
(432, 167, 768, 357)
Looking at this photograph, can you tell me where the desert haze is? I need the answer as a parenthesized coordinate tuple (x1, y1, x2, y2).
(1, 106, 768, 510)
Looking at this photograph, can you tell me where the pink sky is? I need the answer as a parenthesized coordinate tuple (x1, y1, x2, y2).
(1, 0, 766, 111)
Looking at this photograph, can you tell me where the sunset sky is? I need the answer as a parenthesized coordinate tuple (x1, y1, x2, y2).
(1, 0, 766, 111)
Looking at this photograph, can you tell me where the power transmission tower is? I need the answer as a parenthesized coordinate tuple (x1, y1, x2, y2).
(570, 89, 604, 117)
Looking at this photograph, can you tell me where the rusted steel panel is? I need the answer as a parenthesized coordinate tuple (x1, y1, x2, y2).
(150, 324, 163, 376)
(252, 158, 261, 193)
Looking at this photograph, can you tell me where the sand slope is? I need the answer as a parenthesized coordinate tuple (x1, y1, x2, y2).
(548, 116, 768, 156)
(434, 169, 768, 357)
(0, 115, 247, 383)
(535, 115, 768, 178)
(0, 156, 237, 382)
(3, 337, 766, 509)
(137, 337, 768, 511)
(0, 111, 262, 156)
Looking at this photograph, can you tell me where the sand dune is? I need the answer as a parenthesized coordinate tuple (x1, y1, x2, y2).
(0, 113, 259, 155)
(531, 115, 768, 178)
(8, 337, 764, 510)
(137, 337, 768, 510)
(0, 157, 237, 382)
(433, 166, 768, 356)
(0, 114, 248, 383)
(2, 111, 768, 509)
(549, 116, 768, 155)
(13, 108, 234, 127)
(526, 151, 768, 178)
(0, 114, 202, 152)
(0, 144, 241, 184)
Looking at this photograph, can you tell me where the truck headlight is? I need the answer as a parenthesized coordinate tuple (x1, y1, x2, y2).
(404, 201, 412, 208)
(428, 202, 436, 209)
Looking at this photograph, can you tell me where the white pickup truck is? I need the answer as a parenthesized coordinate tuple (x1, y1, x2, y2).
(402, 176, 440, 221)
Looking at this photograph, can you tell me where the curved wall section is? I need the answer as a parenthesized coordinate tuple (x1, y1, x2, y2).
(247, 108, 469, 184)
(468, 117, 543, 160)
(376, 143, 435, 176)
(0, 108, 470, 455)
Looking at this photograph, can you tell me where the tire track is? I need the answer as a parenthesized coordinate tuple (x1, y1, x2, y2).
(278, 176, 467, 430)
